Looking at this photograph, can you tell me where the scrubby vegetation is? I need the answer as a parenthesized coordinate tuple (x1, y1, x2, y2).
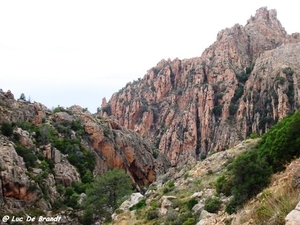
(81, 168, 133, 224)
(216, 109, 300, 214)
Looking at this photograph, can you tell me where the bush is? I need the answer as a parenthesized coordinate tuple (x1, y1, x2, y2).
(259, 109, 300, 172)
(229, 104, 238, 116)
(146, 208, 159, 220)
(204, 196, 221, 213)
(213, 105, 223, 116)
(183, 218, 196, 225)
(186, 198, 198, 210)
(232, 84, 244, 102)
(129, 199, 146, 211)
(215, 175, 233, 197)
(0, 122, 13, 137)
(227, 149, 272, 213)
(14, 143, 37, 168)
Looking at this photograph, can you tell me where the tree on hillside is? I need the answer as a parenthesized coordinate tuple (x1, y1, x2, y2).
(19, 93, 26, 100)
(81, 168, 133, 224)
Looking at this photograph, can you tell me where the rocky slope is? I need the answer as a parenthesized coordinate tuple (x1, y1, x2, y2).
(98, 7, 300, 166)
(110, 139, 300, 225)
(0, 89, 170, 220)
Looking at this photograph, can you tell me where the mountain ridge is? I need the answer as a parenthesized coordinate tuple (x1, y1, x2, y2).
(98, 7, 300, 166)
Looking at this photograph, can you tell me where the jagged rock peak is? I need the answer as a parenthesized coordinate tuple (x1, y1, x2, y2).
(99, 8, 300, 166)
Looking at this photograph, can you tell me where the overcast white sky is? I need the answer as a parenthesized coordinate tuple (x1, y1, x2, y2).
(1, 1, 299, 113)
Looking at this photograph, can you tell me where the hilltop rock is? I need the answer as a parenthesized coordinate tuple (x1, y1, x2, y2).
(98, 7, 300, 165)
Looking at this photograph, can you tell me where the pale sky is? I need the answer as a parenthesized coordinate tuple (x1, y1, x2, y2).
(0, 1, 299, 113)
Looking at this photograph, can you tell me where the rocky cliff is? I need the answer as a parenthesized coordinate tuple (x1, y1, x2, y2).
(0, 89, 169, 217)
(98, 7, 300, 166)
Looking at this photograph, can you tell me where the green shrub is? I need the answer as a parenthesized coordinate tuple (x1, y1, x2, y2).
(226, 149, 271, 214)
(248, 132, 259, 139)
(129, 199, 146, 211)
(163, 187, 170, 194)
(186, 198, 198, 210)
(232, 84, 244, 102)
(146, 208, 159, 220)
(213, 105, 223, 116)
(0, 122, 13, 137)
(229, 104, 238, 116)
(225, 109, 300, 214)
(236, 71, 248, 83)
(204, 196, 221, 213)
(215, 175, 233, 197)
(14, 143, 37, 168)
(282, 67, 294, 76)
(259, 109, 300, 172)
(167, 181, 175, 188)
(183, 218, 196, 225)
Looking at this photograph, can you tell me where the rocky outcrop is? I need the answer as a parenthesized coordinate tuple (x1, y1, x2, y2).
(0, 90, 50, 126)
(0, 136, 32, 200)
(0, 89, 170, 218)
(0, 135, 38, 212)
(98, 7, 300, 165)
(79, 112, 169, 187)
(285, 201, 300, 225)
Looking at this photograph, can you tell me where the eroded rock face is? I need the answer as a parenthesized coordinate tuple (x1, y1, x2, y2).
(0, 136, 39, 213)
(0, 90, 50, 126)
(98, 7, 300, 165)
(80, 113, 169, 187)
(0, 89, 170, 216)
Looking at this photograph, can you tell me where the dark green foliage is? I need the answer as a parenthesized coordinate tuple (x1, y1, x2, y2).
(35, 124, 56, 145)
(163, 187, 170, 194)
(72, 181, 89, 194)
(215, 175, 233, 197)
(186, 198, 198, 210)
(152, 148, 160, 159)
(0, 122, 13, 137)
(101, 104, 111, 115)
(287, 83, 295, 105)
(19, 93, 26, 100)
(183, 218, 196, 225)
(248, 132, 259, 139)
(167, 181, 175, 188)
(259, 116, 274, 131)
(236, 64, 253, 84)
(204, 196, 222, 213)
(146, 208, 159, 220)
(52, 138, 95, 182)
(15, 121, 36, 132)
(226, 149, 272, 214)
(225, 109, 300, 214)
(282, 67, 294, 76)
(276, 74, 286, 85)
(213, 104, 223, 116)
(14, 142, 37, 168)
(259, 109, 300, 172)
(236, 71, 248, 83)
(245, 64, 254, 75)
(229, 104, 238, 116)
(53, 106, 69, 113)
(129, 199, 146, 211)
(82, 168, 132, 222)
(232, 84, 244, 103)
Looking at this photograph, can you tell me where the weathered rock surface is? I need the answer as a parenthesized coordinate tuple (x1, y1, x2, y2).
(98, 7, 300, 165)
(0, 136, 33, 201)
(118, 193, 144, 212)
(286, 202, 300, 225)
(0, 88, 170, 216)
